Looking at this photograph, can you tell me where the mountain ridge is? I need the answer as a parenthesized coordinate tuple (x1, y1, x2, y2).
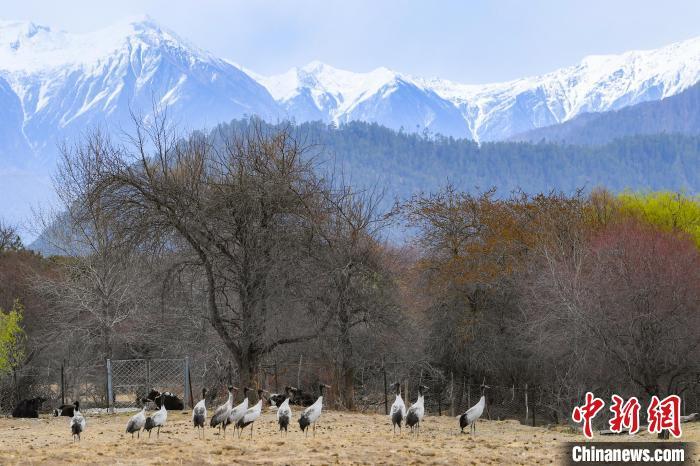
(510, 82, 700, 145)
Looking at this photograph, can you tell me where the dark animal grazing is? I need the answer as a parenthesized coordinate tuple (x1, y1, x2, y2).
(268, 386, 294, 407)
(289, 387, 315, 407)
(54, 400, 79, 417)
(12, 396, 46, 418)
(147, 389, 184, 410)
(268, 393, 286, 407)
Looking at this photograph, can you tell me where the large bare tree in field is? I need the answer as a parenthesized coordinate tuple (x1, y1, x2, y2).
(72, 115, 331, 389)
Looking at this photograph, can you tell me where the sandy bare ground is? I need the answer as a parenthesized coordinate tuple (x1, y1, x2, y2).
(1, 410, 698, 465)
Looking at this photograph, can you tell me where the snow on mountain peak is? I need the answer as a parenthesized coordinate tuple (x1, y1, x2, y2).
(0, 15, 208, 73)
(258, 61, 402, 121)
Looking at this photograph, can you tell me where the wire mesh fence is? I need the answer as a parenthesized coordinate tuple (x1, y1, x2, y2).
(107, 358, 190, 411)
(251, 359, 546, 423)
(0, 363, 106, 414)
(5, 356, 700, 427)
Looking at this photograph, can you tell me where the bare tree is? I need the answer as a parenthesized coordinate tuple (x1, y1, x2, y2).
(72, 115, 333, 388)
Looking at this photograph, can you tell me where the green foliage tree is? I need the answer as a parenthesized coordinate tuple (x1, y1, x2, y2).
(0, 300, 26, 374)
(618, 191, 700, 247)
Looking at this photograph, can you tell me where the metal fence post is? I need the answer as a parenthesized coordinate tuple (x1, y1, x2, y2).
(450, 371, 455, 417)
(106, 359, 113, 414)
(297, 355, 302, 388)
(383, 361, 388, 415)
(60, 360, 65, 406)
(524, 383, 529, 421)
(146, 359, 151, 393)
(184, 356, 191, 409)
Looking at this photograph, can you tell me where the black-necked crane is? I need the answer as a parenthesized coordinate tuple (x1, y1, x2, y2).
(70, 404, 86, 442)
(126, 399, 148, 439)
(192, 388, 207, 439)
(389, 382, 406, 434)
(210, 385, 236, 438)
(276, 386, 293, 434)
(227, 386, 249, 436)
(406, 385, 427, 435)
(298, 383, 330, 437)
(459, 384, 489, 434)
(144, 395, 167, 439)
(236, 389, 266, 439)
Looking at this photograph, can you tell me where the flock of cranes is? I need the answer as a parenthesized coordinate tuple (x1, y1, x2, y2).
(67, 382, 489, 442)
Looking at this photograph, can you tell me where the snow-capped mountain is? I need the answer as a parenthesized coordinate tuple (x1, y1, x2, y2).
(3, 16, 700, 157)
(251, 61, 467, 137)
(0, 16, 277, 167)
(259, 38, 700, 141)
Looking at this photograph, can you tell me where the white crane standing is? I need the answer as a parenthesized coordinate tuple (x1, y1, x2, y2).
(277, 387, 293, 434)
(227, 386, 249, 436)
(210, 385, 236, 438)
(405, 385, 427, 435)
(192, 388, 207, 439)
(389, 382, 406, 434)
(459, 383, 489, 434)
(70, 404, 86, 442)
(144, 395, 168, 439)
(126, 400, 148, 439)
(298, 384, 330, 437)
(236, 389, 266, 439)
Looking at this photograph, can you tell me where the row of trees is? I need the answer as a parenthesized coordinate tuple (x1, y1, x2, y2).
(399, 185, 700, 418)
(3, 116, 699, 419)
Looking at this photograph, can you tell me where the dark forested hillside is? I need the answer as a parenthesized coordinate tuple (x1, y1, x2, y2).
(511, 82, 700, 145)
(216, 119, 700, 206)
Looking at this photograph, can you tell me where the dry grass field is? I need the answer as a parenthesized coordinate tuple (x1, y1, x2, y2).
(1, 409, 698, 465)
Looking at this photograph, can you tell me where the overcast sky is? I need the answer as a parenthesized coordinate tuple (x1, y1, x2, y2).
(4, 0, 700, 82)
